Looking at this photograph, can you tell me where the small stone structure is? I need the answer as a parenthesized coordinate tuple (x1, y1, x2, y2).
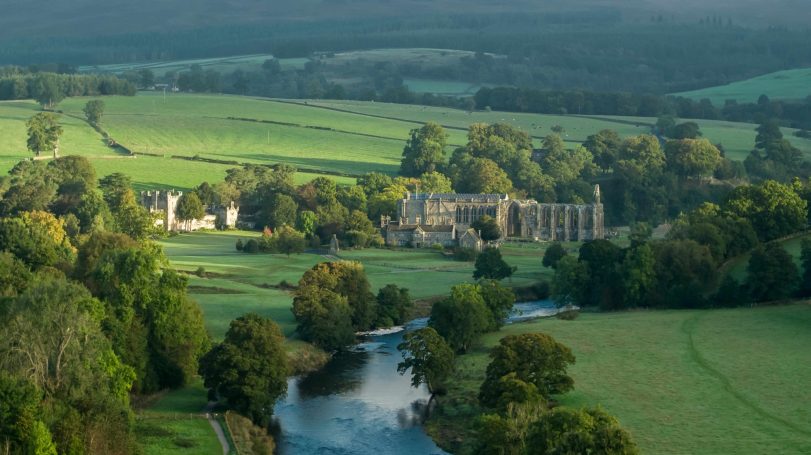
(140, 190, 239, 232)
(383, 185, 604, 247)
(329, 234, 341, 255)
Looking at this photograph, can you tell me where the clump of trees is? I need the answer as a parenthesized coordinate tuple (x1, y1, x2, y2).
(0, 71, 135, 108)
(292, 261, 413, 350)
(0, 157, 211, 454)
(473, 333, 637, 454)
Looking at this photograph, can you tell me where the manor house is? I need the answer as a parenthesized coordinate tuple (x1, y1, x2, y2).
(383, 185, 604, 248)
(140, 190, 239, 232)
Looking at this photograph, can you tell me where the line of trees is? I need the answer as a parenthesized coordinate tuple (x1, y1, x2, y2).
(475, 87, 811, 130)
(0, 71, 135, 108)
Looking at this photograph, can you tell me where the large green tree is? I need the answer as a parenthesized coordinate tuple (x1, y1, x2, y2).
(429, 283, 490, 352)
(26, 112, 62, 157)
(471, 215, 502, 241)
(473, 247, 516, 280)
(745, 243, 800, 302)
(199, 314, 288, 426)
(724, 180, 807, 241)
(479, 333, 575, 407)
(665, 138, 721, 179)
(175, 192, 205, 231)
(526, 407, 639, 454)
(376, 284, 413, 327)
(396, 327, 454, 396)
(83, 99, 105, 126)
(399, 122, 448, 177)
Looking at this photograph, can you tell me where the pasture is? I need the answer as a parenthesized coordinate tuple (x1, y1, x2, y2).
(4, 93, 811, 190)
(159, 231, 553, 340)
(79, 54, 275, 78)
(672, 67, 811, 104)
(431, 304, 811, 454)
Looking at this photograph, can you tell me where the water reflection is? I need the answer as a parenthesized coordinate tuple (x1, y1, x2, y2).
(273, 300, 556, 454)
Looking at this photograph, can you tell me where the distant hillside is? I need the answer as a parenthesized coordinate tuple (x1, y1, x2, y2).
(671, 68, 811, 104)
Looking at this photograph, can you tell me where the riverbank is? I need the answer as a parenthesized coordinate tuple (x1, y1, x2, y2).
(426, 303, 811, 454)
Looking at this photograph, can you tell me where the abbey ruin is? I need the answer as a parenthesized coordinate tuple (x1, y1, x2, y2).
(383, 185, 604, 248)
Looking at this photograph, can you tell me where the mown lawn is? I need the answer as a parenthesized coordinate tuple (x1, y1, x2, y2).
(430, 304, 811, 454)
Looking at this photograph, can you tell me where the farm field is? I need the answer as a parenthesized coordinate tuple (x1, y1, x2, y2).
(159, 231, 555, 340)
(432, 304, 811, 454)
(5, 93, 811, 190)
(79, 53, 276, 78)
(672, 67, 811, 104)
(404, 78, 486, 96)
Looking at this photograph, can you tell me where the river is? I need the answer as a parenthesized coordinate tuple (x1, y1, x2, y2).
(273, 300, 558, 454)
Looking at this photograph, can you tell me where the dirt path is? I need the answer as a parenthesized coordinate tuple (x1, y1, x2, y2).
(204, 403, 231, 455)
(682, 314, 811, 437)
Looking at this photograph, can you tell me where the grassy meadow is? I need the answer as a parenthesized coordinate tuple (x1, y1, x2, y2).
(4, 93, 811, 191)
(672, 67, 811, 104)
(431, 304, 811, 455)
(159, 231, 554, 340)
(135, 379, 223, 455)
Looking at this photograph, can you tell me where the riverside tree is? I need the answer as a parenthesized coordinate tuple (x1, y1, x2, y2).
(479, 333, 576, 407)
(397, 327, 454, 396)
(429, 283, 490, 352)
(473, 247, 516, 280)
(199, 314, 288, 426)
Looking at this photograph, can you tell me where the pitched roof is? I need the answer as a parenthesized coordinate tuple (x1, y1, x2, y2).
(387, 224, 454, 233)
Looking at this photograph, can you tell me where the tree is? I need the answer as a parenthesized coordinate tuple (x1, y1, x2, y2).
(474, 247, 516, 280)
(479, 333, 575, 407)
(429, 283, 490, 352)
(478, 279, 515, 331)
(0, 374, 43, 453)
(30, 73, 64, 109)
(260, 193, 298, 229)
(376, 284, 413, 327)
(400, 122, 448, 177)
(83, 99, 105, 125)
(396, 327, 454, 396)
(471, 215, 502, 241)
(175, 192, 205, 231)
(418, 171, 453, 193)
(724, 180, 807, 241)
(542, 243, 567, 269)
(651, 240, 717, 308)
(552, 256, 591, 307)
(526, 407, 639, 455)
(269, 225, 306, 256)
(671, 121, 701, 139)
(712, 275, 748, 308)
(619, 243, 656, 309)
(0, 252, 32, 297)
(745, 243, 800, 302)
(26, 112, 62, 157)
(584, 129, 622, 171)
(475, 403, 544, 455)
(665, 138, 721, 179)
(199, 314, 288, 426)
(455, 157, 513, 194)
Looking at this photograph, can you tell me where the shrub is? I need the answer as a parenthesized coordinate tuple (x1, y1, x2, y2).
(556, 308, 580, 320)
(243, 239, 260, 253)
(454, 247, 478, 262)
(195, 266, 206, 278)
(431, 243, 444, 251)
(235, 239, 244, 251)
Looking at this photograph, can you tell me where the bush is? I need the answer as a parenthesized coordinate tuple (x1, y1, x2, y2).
(235, 239, 244, 251)
(243, 239, 260, 253)
(431, 243, 444, 251)
(345, 230, 369, 248)
(195, 266, 206, 278)
(454, 247, 478, 262)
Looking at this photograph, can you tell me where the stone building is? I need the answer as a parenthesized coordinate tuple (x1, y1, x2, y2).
(140, 190, 240, 232)
(383, 186, 604, 246)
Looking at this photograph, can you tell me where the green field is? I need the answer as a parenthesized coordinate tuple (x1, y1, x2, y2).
(136, 379, 223, 455)
(159, 231, 553, 340)
(79, 54, 276, 78)
(404, 79, 487, 96)
(672, 67, 811, 104)
(4, 93, 811, 190)
(433, 304, 811, 454)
